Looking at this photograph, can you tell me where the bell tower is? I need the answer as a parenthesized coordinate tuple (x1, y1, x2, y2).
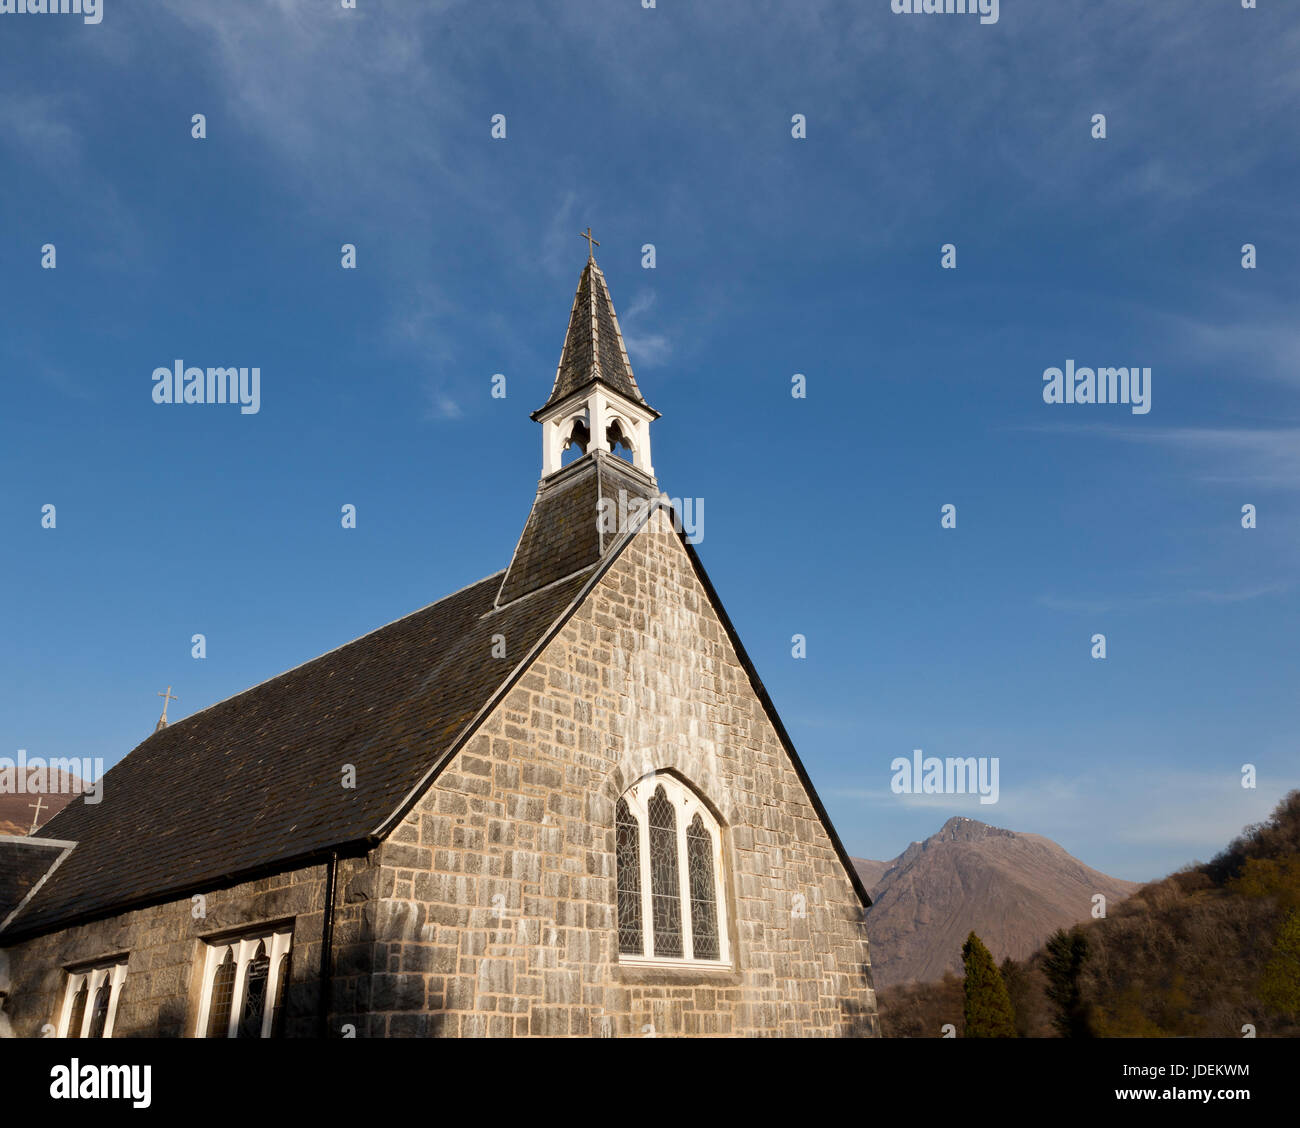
(531, 240, 659, 480)
(496, 242, 662, 609)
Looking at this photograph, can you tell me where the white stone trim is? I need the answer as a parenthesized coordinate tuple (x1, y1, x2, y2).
(618, 772, 730, 967)
(56, 960, 128, 1038)
(617, 956, 732, 970)
(194, 928, 292, 1039)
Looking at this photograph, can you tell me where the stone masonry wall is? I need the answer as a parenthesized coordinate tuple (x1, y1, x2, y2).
(353, 511, 879, 1037)
(2, 854, 375, 1038)
(2, 513, 878, 1040)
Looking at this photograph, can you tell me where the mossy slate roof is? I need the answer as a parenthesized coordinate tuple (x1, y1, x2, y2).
(0, 838, 73, 927)
(497, 451, 657, 606)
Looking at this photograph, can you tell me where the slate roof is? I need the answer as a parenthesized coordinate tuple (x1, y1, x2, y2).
(0, 837, 74, 930)
(3, 567, 594, 940)
(497, 450, 658, 606)
(532, 256, 658, 419)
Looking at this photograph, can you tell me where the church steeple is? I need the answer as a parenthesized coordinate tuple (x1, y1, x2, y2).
(495, 250, 662, 608)
(532, 243, 658, 479)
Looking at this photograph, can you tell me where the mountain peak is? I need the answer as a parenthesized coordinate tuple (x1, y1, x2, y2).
(935, 816, 1015, 843)
(854, 817, 1141, 988)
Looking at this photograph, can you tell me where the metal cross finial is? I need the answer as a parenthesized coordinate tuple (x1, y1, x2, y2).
(579, 226, 600, 260)
(157, 685, 178, 728)
(28, 796, 47, 834)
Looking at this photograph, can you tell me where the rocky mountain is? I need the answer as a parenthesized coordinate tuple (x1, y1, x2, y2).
(855, 816, 1142, 989)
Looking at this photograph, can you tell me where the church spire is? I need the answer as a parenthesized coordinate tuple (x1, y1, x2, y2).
(533, 239, 657, 423)
(496, 251, 662, 608)
(532, 245, 658, 479)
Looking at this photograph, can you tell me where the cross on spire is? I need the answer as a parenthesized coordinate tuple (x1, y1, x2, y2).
(578, 226, 600, 260)
(28, 796, 46, 835)
(156, 685, 178, 732)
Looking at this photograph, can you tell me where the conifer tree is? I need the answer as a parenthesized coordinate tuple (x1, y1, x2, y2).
(1043, 928, 1094, 1037)
(1000, 956, 1035, 1038)
(961, 932, 1017, 1037)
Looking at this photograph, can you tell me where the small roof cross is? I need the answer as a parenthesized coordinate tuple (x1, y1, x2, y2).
(28, 796, 47, 834)
(156, 685, 179, 731)
(578, 226, 600, 260)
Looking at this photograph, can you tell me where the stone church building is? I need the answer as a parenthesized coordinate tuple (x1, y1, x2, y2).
(0, 253, 879, 1038)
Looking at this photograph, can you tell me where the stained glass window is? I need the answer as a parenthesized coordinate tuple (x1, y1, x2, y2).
(271, 951, 291, 1038)
(238, 941, 269, 1038)
(60, 964, 126, 1038)
(200, 931, 292, 1039)
(87, 980, 112, 1039)
(687, 813, 720, 960)
(616, 775, 728, 965)
(206, 947, 236, 1038)
(67, 980, 88, 1038)
(648, 785, 682, 958)
(616, 798, 643, 954)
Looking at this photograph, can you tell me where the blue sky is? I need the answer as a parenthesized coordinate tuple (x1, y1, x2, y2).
(2, 1, 1297, 881)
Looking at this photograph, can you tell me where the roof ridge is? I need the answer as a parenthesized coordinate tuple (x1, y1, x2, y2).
(588, 258, 602, 383)
(146, 569, 506, 737)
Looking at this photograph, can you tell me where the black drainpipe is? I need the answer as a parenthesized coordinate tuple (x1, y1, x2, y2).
(317, 851, 338, 1038)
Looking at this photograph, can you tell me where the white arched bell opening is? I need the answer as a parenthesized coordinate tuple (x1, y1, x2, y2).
(540, 387, 655, 478)
(559, 410, 590, 467)
(604, 415, 636, 463)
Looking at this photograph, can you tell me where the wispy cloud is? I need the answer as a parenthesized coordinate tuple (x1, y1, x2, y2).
(1104, 426, 1300, 488)
(0, 92, 82, 169)
(1153, 307, 1300, 389)
(149, 1, 468, 235)
(1017, 421, 1300, 490)
(425, 390, 463, 421)
(619, 289, 671, 368)
(1035, 580, 1291, 616)
(541, 192, 582, 279)
(0, 92, 141, 260)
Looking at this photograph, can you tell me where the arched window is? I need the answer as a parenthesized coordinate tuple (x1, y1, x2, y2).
(86, 980, 112, 1039)
(197, 928, 293, 1038)
(237, 941, 270, 1038)
(66, 980, 88, 1039)
(687, 813, 720, 960)
(271, 950, 292, 1038)
(205, 949, 235, 1038)
(615, 798, 643, 955)
(57, 960, 128, 1038)
(615, 774, 730, 965)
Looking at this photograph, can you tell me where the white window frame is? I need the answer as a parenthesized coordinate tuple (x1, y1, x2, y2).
(617, 773, 731, 968)
(56, 960, 128, 1038)
(194, 928, 292, 1039)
